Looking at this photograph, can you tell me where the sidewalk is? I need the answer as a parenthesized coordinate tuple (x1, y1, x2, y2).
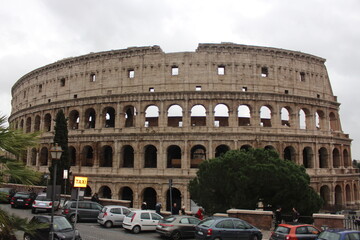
(262, 229, 272, 240)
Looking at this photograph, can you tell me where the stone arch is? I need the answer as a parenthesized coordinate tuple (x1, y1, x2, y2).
(31, 148, 37, 166)
(215, 144, 230, 158)
(264, 145, 276, 151)
(69, 146, 76, 166)
(144, 145, 157, 168)
(303, 147, 314, 168)
(142, 187, 157, 210)
(284, 146, 296, 162)
(69, 110, 80, 130)
(320, 185, 331, 207)
(39, 147, 48, 166)
(100, 145, 113, 167)
(335, 185, 343, 206)
(122, 145, 134, 168)
(214, 103, 229, 127)
(166, 187, 182, 211)
(119, 186, 133, 208)
(238, 104, 251, 126)
(144, 105, 159, 127)
(84, 108, 96, 129)
(124, 105, 136, 127)
(167, 104, 183, 127)
(281, 107, 291, 127)
(44, 113, 51, 132)
(316, 110, 325, 129)
(99, 185, 112, 199)
(25, 117, 31, 133)
(167, 145, 181, 168)
(299, 108, 310, 130)
(345, 184, 351, 205)
(354, 184, 359, 202)
(191, 145, 206, 168)
(240, 144, 252, 151)
(343, 149, 350, 168)
(20, 119, 24, 129)
(82, 145, 94, 167)
(332, 148, 340, 168)
(260, 105, 272, 127)
(329, 112, 339, 131)
(103, 107, 115, 128)
(34, 115, 41, 131)
(319, 147, 328, 168)
(191, 104, 206, 127)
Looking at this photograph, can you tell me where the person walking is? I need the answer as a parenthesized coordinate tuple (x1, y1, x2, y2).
(91, 193, 99, 203)
(274, 207, 282, 228)
(292, 207, 300, 222)
(155, 202, 162, 215)
(172, 203, 179, 215)
(195, 208, 204, 220)
(141, 201, 147, 210)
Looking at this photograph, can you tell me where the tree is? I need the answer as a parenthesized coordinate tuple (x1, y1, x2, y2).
(49, 109, 70, 194)
(188, 148, 323, 215)
(0, 115, 42, 239)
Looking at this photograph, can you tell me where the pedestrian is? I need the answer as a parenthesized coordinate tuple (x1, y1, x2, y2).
(195, 208, 204, 220)
(274, 207, 282, 228)
(172, 202, 179, 215)
(292, 207, 300, 222)
(181, 205, 186, 215)
(91, 193, 99, 203)
(141, 201, 147, 210)
(155, 202, 162, 215)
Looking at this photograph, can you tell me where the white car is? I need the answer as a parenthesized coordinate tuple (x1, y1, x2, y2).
(97, 205, 131, 228)
(31, 193, 60, 214)
(122, 210, 163, 233)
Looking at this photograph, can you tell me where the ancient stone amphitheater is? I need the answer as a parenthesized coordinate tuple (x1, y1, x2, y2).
(9, 43, 359, 211)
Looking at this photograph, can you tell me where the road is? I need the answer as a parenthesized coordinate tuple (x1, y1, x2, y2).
(0, 203, 193, 240)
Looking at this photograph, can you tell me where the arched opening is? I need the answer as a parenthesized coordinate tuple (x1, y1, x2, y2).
(34, 115, 41, 131)
(82, 146, 94, 167)
(25, 117, 31, 133)
(284, 146, 296, 162)
(100, 145, 113, 167)
(99, 186, 112, 199)
(167, 105, 183, 127)
(346, 184, 351, 205)
(240, 145, 252, 151)
(215, 145, 230, 158)
(104, 107, 115, 128)
(333, 148, 340, 168)
(335, 185, 342, 206)
(191, 145, 206, 168)
(124, 106, 136, 127)
(320, 185, 330, 207)
(264, 145, 275, 151)
(69, 146, 76, 166)
(31, 148, 37, 166)
(39, 147, 48, 166)
(299, 109, 308, 130)
(214, 104, 229, 127)
(238, 105, 251, 126)
(145, 105, 159, 127)
(166, 188, 182, 211)
(167, 145, 181, 168)
(343, 149, 350, 168)
(44, 114, 51, 132)
(69, 110, 80, 130)
(260, 106, 272, 127)
(122, 145, 134, 168)
(85, 108, 96, 129)
(316, 110, 325, 129)
(319, 147, 328, 168)
(354, 184, 359, 202)
(281, 107, 290, 127)
(303, 147, 313, 168)
(144, 145, 157, 168)
(19, 119, 24, 129)
(119, 187, 133, 208)
(329, 112, 339, 131)
(142, 187, 157, 210)
(191, 105, 206, 127)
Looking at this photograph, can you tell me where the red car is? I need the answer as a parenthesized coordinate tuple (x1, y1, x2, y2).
(270, 223, 321, 240)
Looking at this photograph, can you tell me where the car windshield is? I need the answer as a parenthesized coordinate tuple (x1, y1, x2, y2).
(53, 217, 73, 231)
(36, 195, 49, 201)
(275, 226, 290, 234)
(318, 231, 340, 240)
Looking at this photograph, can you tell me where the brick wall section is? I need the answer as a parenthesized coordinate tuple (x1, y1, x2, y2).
(227, 209, 273, 230)
(313, 213, 345, 229)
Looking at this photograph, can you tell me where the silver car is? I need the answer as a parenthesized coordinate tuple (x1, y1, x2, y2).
(97, 205, 131, 228)
(31, 193, 60, 213)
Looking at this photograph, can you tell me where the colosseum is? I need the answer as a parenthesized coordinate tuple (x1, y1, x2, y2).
(9, 42, 359, 211)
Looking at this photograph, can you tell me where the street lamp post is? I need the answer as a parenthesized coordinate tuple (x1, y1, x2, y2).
(50, 143, 63, 240)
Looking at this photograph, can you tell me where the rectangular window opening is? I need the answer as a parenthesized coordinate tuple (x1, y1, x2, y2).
(285, 90, 289, 94)
(242, 87, 247, 92)
(39, 84, 42, 93)
(300, 72, 306, 82)
(60, 78, 66, 86)
(149, 88, 155, 92)
(171, 66, 179, 76)
(317, 94, 320, 98)
(74, 94, 78, 99)
(90, 74, 96, 82)
(218, 66, 225, 75)
(261, 67, 268, 77)
(195, 86, 202, 91)
(128, 69, 135, 78)
(144, 121, 149, 127)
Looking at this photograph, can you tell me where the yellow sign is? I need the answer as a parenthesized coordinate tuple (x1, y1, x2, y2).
(74, 176, 88, 188)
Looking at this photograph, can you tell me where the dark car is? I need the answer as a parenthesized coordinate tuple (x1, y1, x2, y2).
(10, 191, 37, 208)
(270, 223, 321, 240)
(0, 187, 16, 203)
(62, 200, 103, 223)
(317, 229, 360, 240)
(195, 217, 262, 240)
(23, 215, 81, 240)
(156, 215, 201, 239)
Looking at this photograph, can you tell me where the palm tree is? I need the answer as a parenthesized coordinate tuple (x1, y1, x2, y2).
(0, 115, 42, 239)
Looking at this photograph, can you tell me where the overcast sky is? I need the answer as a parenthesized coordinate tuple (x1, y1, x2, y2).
(1, 0, 360, 158)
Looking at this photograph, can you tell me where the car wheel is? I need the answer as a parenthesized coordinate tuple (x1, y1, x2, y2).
(24, 233, 32, 240)
(132, 225, 141, 234)
(171, 231, 182, 240)
(104, 221, 113, 228)
(70, 214, 78, 223)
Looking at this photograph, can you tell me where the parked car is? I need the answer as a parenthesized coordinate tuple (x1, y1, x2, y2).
(23, 215, 82, 240)
(97, 205, 131, 228)
(317, 229, 360, 240)
(62, 200, 103, 223)
(0, 187, 16, 203)
(195, 216, 262, 240)
(270, 223, 321, 240)
(156, 215, 201, 240)
(122, 210, 163, 233)
(31, 193, 60, 213)
(10, 192, 37, 208)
